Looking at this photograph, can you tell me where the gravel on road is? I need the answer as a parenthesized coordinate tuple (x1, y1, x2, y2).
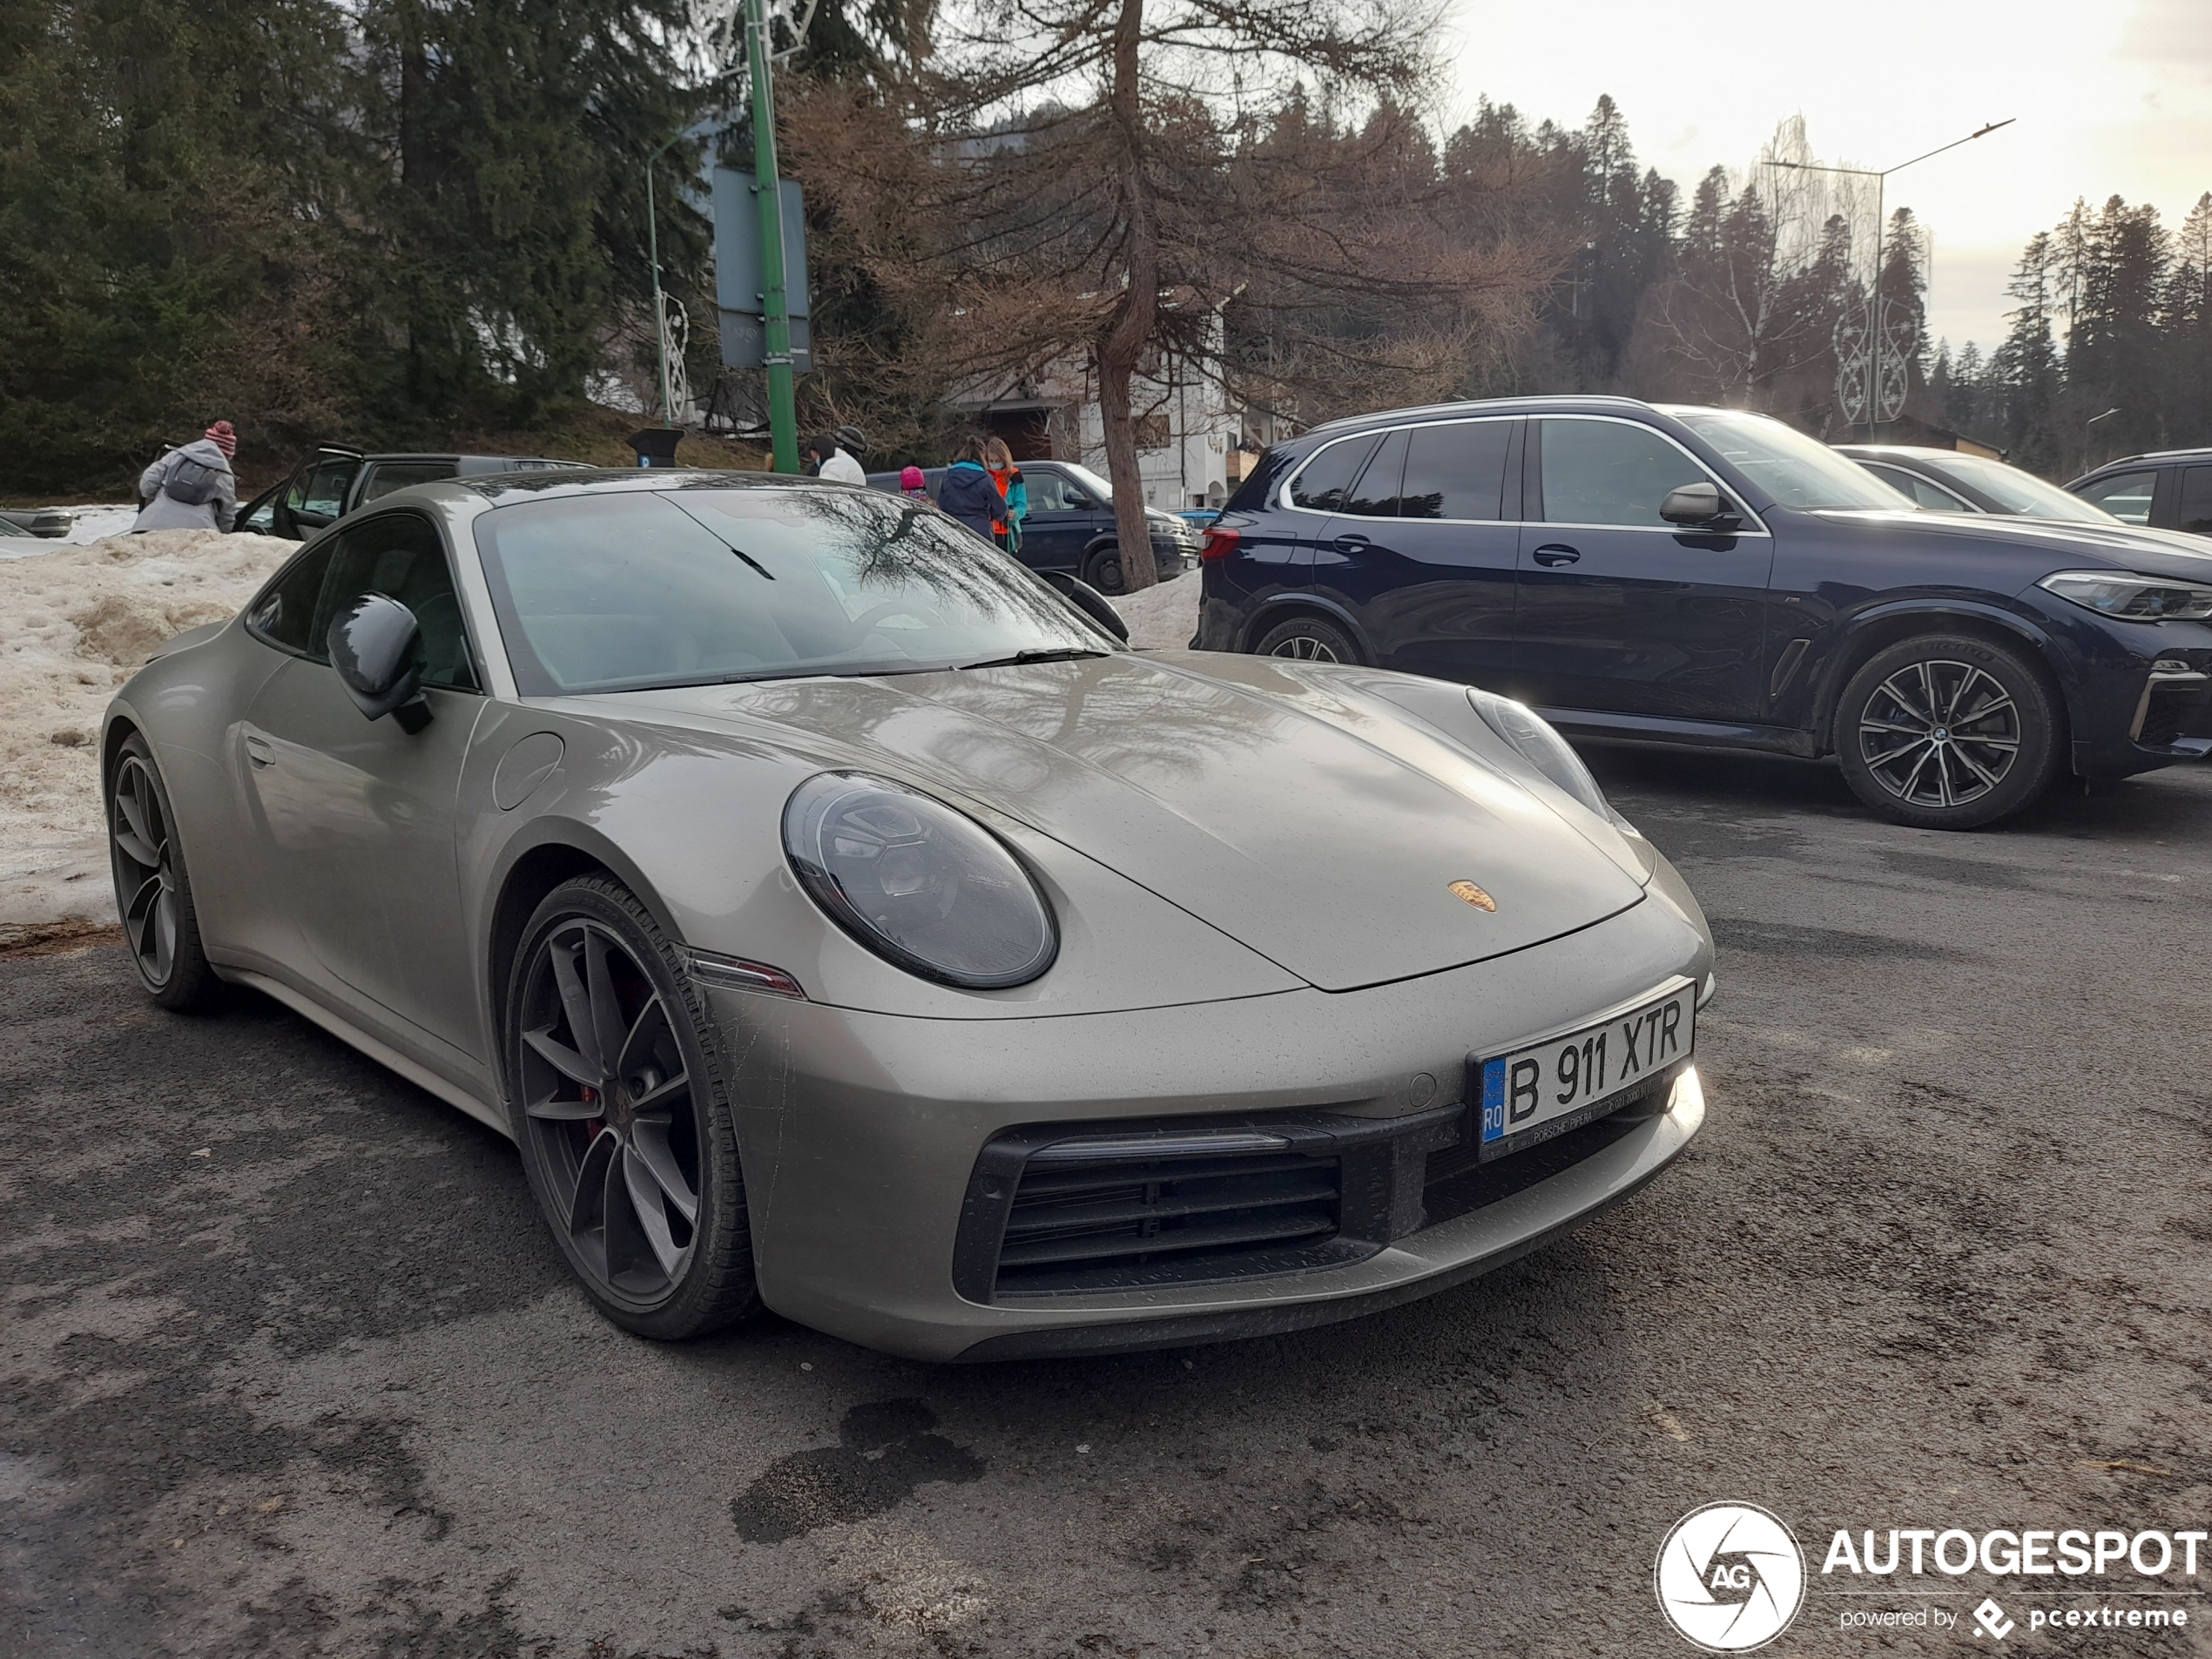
(3, 745, 2209, 1657)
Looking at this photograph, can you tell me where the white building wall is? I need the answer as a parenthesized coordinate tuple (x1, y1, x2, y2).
(1072, 368, 1236, 509)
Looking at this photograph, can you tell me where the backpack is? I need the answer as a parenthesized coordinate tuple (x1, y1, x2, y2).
(163, 453, 223, 507)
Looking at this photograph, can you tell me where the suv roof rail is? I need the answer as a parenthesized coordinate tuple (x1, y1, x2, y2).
(315, 443, 368, 459)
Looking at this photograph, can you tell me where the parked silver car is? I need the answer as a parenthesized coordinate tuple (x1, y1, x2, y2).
(104, 469, 1714, 1359)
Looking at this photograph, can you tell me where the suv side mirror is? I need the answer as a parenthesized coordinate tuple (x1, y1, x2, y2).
(327, 593, 433, 732)
(1660, 481, 1741, 528)
(1039, 570, 1130, 642)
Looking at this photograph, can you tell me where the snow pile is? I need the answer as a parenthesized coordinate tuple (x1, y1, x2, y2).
(1111, 570, 1201, 650)
(0, 529, 294, 946)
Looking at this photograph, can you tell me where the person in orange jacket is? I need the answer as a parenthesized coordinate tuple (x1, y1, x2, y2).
(982, 437, 1028, 554)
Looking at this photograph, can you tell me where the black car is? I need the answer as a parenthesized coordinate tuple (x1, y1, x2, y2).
(1837, 444, 2120, 525)
(237, 447, 583, 540)
(2066, 449, 2212, 536)
(1197, 395, 2212, 829)
(862, 459, 1198, 591)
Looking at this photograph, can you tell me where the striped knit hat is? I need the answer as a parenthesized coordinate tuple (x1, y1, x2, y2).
(205, 421, 237, 458)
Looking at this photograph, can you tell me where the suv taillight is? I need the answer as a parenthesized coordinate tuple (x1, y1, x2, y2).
(1200, 526, 1241, 563)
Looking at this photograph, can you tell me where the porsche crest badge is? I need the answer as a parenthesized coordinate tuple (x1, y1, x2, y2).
(1448, 880, 1497, 912)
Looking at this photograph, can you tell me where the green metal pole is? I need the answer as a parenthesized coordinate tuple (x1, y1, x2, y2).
(744, 0, 799, 474)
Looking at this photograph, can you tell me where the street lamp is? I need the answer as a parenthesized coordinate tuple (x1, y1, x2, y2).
(1774, 118, 2016, 434)
(644, 132, 685, 427)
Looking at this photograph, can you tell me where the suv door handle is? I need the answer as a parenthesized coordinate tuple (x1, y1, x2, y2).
(1332, 533, 1372, 554)
(1532, 543, 1581, 566)
(245, 734, 275, 769)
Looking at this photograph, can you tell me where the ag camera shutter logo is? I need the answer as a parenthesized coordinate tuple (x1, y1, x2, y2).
(1655, 1502, 1806, 1651)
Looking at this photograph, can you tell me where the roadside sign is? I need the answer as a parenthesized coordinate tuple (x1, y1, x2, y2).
(712, 169, 810, 372)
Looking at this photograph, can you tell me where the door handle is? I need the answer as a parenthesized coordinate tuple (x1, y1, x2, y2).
(1531, 543, 1581, 566)
(245, 734, 275, 769)
(1332, 534, 1372, 554)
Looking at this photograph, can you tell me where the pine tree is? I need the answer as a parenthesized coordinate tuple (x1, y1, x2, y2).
(2168, 193, 2212, 442)
(1991, 233, 2063, 473)
(0, 0, 354, 489)
(346, 0, 708, 428)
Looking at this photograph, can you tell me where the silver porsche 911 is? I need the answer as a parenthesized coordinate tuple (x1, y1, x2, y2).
(105, 469, 1714, 1360)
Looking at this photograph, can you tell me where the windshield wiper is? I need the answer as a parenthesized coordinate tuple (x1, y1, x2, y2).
(956, 647, 1116, 671)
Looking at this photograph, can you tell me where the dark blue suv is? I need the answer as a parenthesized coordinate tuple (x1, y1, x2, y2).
(1197, 396, 2212, 828)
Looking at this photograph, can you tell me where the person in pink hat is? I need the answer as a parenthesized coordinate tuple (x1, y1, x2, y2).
(133, 420, 239, 533)
(899, 464, 928, 501)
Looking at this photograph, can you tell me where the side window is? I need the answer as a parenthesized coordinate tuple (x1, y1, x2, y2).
(298, 456, 363, 518)
(317, 514, 481, 691)
(2077, 469, 2157, 526)
(1288, 435, 1381, 512)
(361, 460, 459, 502)
(1341, 430, 1408, 517)
(1027, 471, 1076, 512)
(1399, 421, 1512, 521)
(244, 541, 341, 658)
(1539, 420, 1714, 528)
(2177, 466, 2212, 535)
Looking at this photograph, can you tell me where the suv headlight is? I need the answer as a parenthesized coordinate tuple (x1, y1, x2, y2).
(784, 773, 1057, 988)
(1469, 688, 1615, 822)
(2040, 570, 2212, 621)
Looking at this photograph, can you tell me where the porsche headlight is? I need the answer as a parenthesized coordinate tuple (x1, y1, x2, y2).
(1469, 687, 1613, 820)
(2040, 570, 2212, 621)
(784, 773, 1056, 988)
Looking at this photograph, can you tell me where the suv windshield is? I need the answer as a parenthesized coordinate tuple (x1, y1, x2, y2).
(475, 485, 1115, 696)
(1673, 411, 1905, 511)
(1937, 454, 2116, 523)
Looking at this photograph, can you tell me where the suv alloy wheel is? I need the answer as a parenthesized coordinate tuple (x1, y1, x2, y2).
(1835, 633, 2065, 828)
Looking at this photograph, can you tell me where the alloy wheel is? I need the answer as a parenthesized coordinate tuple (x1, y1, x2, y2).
(1269, 635, 1341, 663)
(111, 755, 180, 987)
(516, 919, 703, 1302)
(1857, 658, 2020, 809)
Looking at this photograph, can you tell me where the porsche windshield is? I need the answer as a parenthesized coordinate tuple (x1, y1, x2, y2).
(475, 485, 1115, 696)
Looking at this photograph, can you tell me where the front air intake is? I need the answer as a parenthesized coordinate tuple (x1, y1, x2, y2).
(992, 1148, 1344, 1296)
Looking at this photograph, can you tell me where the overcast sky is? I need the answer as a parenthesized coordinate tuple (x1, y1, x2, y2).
(1447, 0, 2212, 358)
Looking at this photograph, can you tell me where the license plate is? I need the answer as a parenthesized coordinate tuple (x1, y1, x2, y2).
(1473, 981, 1696, 1162)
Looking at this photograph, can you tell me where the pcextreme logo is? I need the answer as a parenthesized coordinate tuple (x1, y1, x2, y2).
(1655, 1502, 1807, 1651)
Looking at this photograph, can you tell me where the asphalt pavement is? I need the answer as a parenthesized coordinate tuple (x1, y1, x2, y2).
(4, 746, 2210, 1658)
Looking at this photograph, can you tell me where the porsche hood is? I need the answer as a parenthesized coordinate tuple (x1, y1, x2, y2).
(612, 653, 1646, 994)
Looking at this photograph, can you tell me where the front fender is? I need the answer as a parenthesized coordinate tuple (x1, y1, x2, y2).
(1804, 597, 2075, 751)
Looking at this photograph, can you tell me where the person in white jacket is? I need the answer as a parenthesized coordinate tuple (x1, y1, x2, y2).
(803, 433, 867, 485)
(133, 421, 239, 533)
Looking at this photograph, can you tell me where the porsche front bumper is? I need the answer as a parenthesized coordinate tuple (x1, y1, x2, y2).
(704, 901, 1710, 1361)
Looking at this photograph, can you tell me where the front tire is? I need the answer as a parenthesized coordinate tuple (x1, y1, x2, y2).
(1253, 614, 1361, 664)
(107, 732, 221, 1011)
(1835, 633, 2063, 829)
(1082, 545, 1128, 596)
(508, 876, 761, 1339)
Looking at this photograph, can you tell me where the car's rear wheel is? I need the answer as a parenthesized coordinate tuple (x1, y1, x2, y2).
(508, 876, 760, 1339)
(1836, 633, 2063, 829)
(1082, 545, 1128, 596)
(107, 732, 221, 1011)
(1254, 615, 1361, 664)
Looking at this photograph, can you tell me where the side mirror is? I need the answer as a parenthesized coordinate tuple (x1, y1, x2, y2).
(327, 593, 432, 732)
(1040, 570, 1130, 642)
(1660, 481, 1740, 528)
